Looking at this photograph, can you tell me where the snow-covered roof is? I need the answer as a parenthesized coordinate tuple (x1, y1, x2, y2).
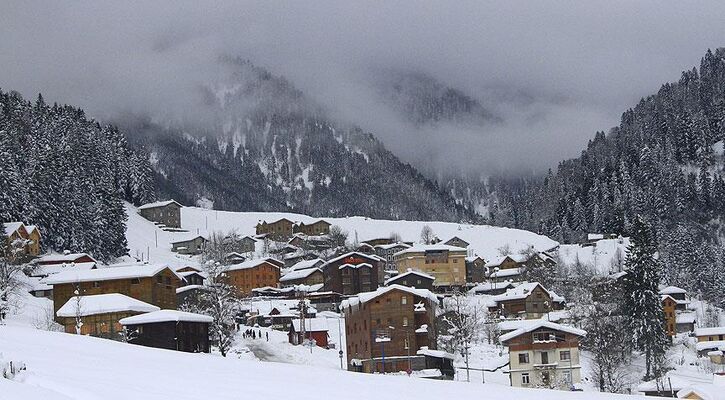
(36, 252, 95, 264)
(696, 340, 725, 352)
(45, 264, 179, 285)
(488, 268, 523, 279)
(323, 251, 382, 265)
(291, 318, 329, 332)
(137, 200, 182, 210)
(485, 254, 528, 268)
(31, 262, 97, 277)
(499, 320, 586, 343)
(660, 286, 687, 295)
(470, 280, 514, 293)
(417, 347, 454, 360)
(392, 244, 467, 257)
(677, 384, 722, 400)
(695, 327, 725, 337)
(227, 258, 281, 272)
(340, 284, 438, 310)
(587, 233, 604, 241)
(119, 310, 213, 325)
(338, 262, 372, 270)
(490, 282, 565, 304)
(24, 224, 38, 234)
(56, 294, 160, 317)
(170, 235, 207, 245)
(374, 242, 411, 250)
(176, 285, 206, 294)
(288, 258, 324, 271)
(637, 373, 694, 392)
(3, 222, 24, 236)
(280, 268, 321, 282)
(384, 269, 435, 285)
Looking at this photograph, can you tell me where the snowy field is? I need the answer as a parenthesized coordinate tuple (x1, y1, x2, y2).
(125, 203, 558, 266)
(557, 238, 630, 274)
(0, 324, 652, 400)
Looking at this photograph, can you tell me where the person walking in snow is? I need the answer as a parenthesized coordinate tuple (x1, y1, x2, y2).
(266, 332, 269, 341)
(252, 331, 256, 339)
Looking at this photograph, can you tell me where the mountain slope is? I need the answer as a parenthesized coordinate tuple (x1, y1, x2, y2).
(122, 60, 473, 222)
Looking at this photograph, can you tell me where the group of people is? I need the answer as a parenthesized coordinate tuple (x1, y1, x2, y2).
(242, 328, 269, 342)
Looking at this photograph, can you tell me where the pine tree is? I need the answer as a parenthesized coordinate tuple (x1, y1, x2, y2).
(621, 216, 669, 380)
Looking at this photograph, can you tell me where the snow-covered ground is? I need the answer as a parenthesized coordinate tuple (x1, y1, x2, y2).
(556, 238, 630, 275)
(0, 324, 654, 400)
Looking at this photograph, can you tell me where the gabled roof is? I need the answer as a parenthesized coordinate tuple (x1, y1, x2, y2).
(374, 242, 411, 250)
(338, 263, 372, 270)
(137, 199, 182, 210)
(56, 294, 160, 317)
(499, 320, 586, 343)
(3, 222, 25, 236)
(323, 251, 382, 266)
(659, 285, 687, 295)
(227, 258, 282, 272)
(289, 258, 324, 271)
(258, 218, 295, 225)
(384, 269, 435, 285)
(36, 252, 96, 264)
(280, 268, 322, 282)
(31, 262, 97, 277)
(484, 254, 528, 268)
(170, 235, 207, 245)
(444, 236, 470, 247)
(490, 282, 565, 304)
(340, 284, 438, 310)
(120, 310, 213, 325)
(25, 225, 38, 235)
(291, 318, 329, 332)
(45, 264, 179, 285)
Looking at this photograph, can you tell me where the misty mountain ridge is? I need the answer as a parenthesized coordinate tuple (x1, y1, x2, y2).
(122, 58, 474, 222)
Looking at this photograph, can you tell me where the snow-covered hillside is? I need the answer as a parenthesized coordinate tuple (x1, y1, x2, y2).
(0, 325, 648, 400)
(556, 238, 630, 275)
(126, 203, 557, 265)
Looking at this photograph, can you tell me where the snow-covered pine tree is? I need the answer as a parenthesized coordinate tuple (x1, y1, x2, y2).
(621, 216, 669, 380)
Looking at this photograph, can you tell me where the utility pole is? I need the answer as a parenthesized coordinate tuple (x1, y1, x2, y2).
(465, 342, 470, 382)
(155, 230, 158, 248)
(338, 317, 344, 369)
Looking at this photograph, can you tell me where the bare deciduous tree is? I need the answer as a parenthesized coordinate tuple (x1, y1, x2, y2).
(202, 261, 239, 357)
(420, 225, 435, 245)
(0, 234, 26, 325)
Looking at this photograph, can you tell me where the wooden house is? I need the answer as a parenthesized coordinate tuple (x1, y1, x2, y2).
(280, 267, 324, 287)
(225, 258, 282, 295)
(321, 252, 383, 295)
(465, 256, 486, 284)
(393, 244, 467, 289)
(488, 282, 566, 319)
(36, 252, 96, 266)
(288, 318, 330, 348)
(46, 264, 181, 320)
(179, 271, 205, 286)
(662, 295, 677, 338)
(255, 218, 295, 238)
(384, 269, 435, 291)
(56, 293, 160, 339)
(224, 252, 247, 264)
(444, 236, 470, 249)
(362, 238, 395, 247)
(120, 310, 213, 353)
(660, 286, 689, 311)
(294, 220, 331, 236)
(23, 225, 41, 256)
(138, 200, 183, 229)
(471, 280, 515, 296)
(500, 320, 586, 390)
(171, 235, 208, 255)
(341, 285, 439, 374)
(694, 327, 725, 358)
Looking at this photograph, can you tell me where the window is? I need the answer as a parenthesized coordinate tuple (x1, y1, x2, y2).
(401, 296, 407, 305)
(416, 279, 422, 285)
(404, 338, 410, 349)
(403, 317, 409, 327)
(518, 353, 529, 364)
(131, 278, 140, 285)
(156, 275, 162, 283)
(560, 350, 570, 361)
(453, 259, 457, 263)
(521, 373, 530, 385)
(540, 352, 549, 364)
(92, 281, 100, 288)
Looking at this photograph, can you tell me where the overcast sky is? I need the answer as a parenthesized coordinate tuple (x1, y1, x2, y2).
(2, 1, 724, 176)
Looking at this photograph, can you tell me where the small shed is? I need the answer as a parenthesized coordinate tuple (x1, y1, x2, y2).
(171, 236, 208, 255)
(56, 293, 160, 339)
(119, 310, 213, 353)
(288, 318, 329, 348)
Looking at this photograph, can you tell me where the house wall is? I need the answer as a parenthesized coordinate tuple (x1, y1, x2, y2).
(294, 221, 331, 236)
(663, 299, 676, 337)
(281, 270, 324, 287)
(172, 238, 206, 255)
(256, 220, 294, 238)
(52, 269, 179, 319)
(226, 262, 280, 295)
(61, 311, 141, 339)
(343, 289, 437, 372)
(26, 230, 41, 256)
(387, 275, 434, 291)
(139, 204, 181, 228)
(126, 321, 210, 353)
(505, 329, 583, 389)
(323, 254, 381, 295)
(394, 251, 466, 288)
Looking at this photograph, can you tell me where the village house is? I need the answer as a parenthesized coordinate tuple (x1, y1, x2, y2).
(176, 285, 207, 309)
(28, 281, 53, 299)
(356, 242, 375, 254)
(321, 252, 384, 295)
(45, 264, 181, 320)
(488, 282, 566, 319)
(662, 295, 678, 338)
(255, 218, 295, 238)
(444, 236, 470, 249)
(30, 259, 97, 278)
(465, 256, 487, 284)
(279, 267, 324, 287)
(471, 280, 515, 296)
(293, 220, 331, 236)
(3, 222, 31, 262)
(362, 238, 395, 247)
(694, 327, 725, 361)
(675, 374, 725, 399)
(384, 269, 435, 291)
(170, 235, 208, 255)
(225, 258, 282, 295)
(660, 286, 689, 311)
(288, 318, 330, 348)
(23, 224, 41, 257)
(35, 252, 96, 266)
(225, 234, 257, 254)
(56, 293, 160, 339)
(137, 200, 183, 229)
(485, 254, 526, 282)
(120, 310, 213, 353)
(500, 320, 586, 390)
(178, 271, 205, 286)
(341, 285, 439, 374)
(393, 244, 467, 290)
(374, 242, 411, 268)
(224, 252, 247, 264)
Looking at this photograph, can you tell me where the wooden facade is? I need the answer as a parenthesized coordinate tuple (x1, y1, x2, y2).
(662, 295, 677, 338)
(384, 270, 434, 290)
(225, 259, 281, 295)
(488, 283, 565, 319)
(465, 256, 486, 283)
(61, 311, 144, 338)
(122, 319, 210, 353)
(393, 245, 467, 289)
(322, 252, 382, 295)
(444, 236, 470, 248)
(342, 286, 438, 373)
(171, 236, 207, 255)
(256, 218, 295, 238)
(138, 200, 182, 229)
(49, 268, 180, 320)
(293, 220, 331, 236)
